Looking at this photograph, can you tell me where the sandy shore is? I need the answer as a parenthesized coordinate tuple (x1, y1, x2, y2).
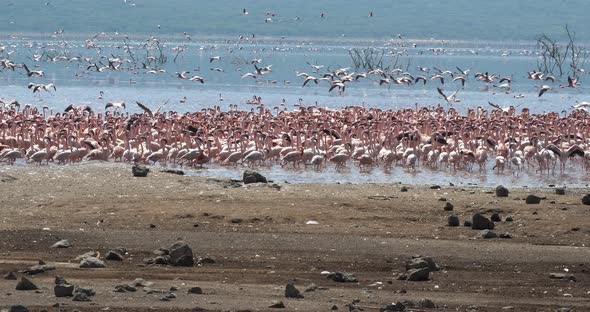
(0, 164, 589, 311)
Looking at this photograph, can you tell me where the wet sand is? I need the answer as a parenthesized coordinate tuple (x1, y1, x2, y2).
(0, 164, 589, 311)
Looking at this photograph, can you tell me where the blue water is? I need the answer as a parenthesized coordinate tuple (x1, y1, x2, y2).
(1, 1, 589, 186)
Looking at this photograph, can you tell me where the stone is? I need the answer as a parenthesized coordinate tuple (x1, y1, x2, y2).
(582, 194, 590, 205)
(51, 239, 72, 248)
(54, 276, 67, 285)
(380, 302, 406, 311)
(105, 250, 124, 261)
(304, 283, 318, 292)
(132, 165, 149, 177)
(556, 188, 566, 195)
(242, 169, 267, 184)
(505, 216, 514, 222)
(114, 285, 137, 292)
(160, 169, 185, 175)
(499, 232, 513, 239)
(72, 292, 90, 302)
(430, 185, 441, 189)
(54, 284, 74, 297)
(525, 195, 545, 204)
(15, 277, 38, 290)
(330, 305, 339, 310)
(169, 241, 194, 267)
(230, 218, 243, 224)
(448, 215, 460, 227)
(187, 287, 202, 294)
(496, 185, 509, 197)
(479, 230, 498, 239)
(21, 264, 56, 275)
(74, 286, 96, 297)
(8, 306, 29, 312)
(549, 273, 576, 281)
(80, 257, 106, 268)
(196, 256, 216, 266)
(400, 186, 408, 192)
(406, 268, 430, 281)
(284, 282, 303, 298)
(416, 298, 435, 309)
(472, 213, 494, 230)
(269, 300, 286, 308)
(491, 212, 502, 222)
(128, 278, 154, 287)
(4, 272, 17, 280)
(406, 256, 440, 272)
(326, 272, 358, 283)
(464, 220, 472, 227)
(443, 202, 454, 211)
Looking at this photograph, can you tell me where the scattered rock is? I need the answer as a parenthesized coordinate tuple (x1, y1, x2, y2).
(187, 287, 202, 294)
(443, 202, 454, 211)
(479, 230, 498, 239)
(75, 251, 99, 261)
(20, 264, 56, 275)
(464, 220, 472, 227)
(54, 276, 67, 285)
(16, 277, 38, 290)
(380, 302, 406, 311)
(105, 250, 124, 261)
(196, 256, 216, 266)
(284, 282, 304, 298)
(79, 257, 106, 268)
(230, 218, 243, 224)
(51, 239, 72, 248)
(128, 278, 154, 288)
(472, 213, 494, 230)
(582, 194, 590, 205)
(4, 272, 17, 280)
(269, 300, 286, 308)
(114, 285, 137, 292)
(160, 169, 184, 175)
(505, 216, 514, 222)
(430, 185, 441, 190)
(448, 215, 460, 227)
(8, 305, 29, 312)
(330, 305, 339, 310)
(555, 188, 566, 195)
(499, 232, 513, 239)
(400, 186, 408, 192)
(326, 272, 358, 283)
(54, 284, 74, 297)
(496, 185, 509, 197)
(549, 273, 576, 281)
(304, 283, 318, 292)
(243, 169, 267, 184)
(74, 286, 96, 297)
(406, 256, 440, 272)
(438, 197, 447, 201)
(405, 268, 430, 281)
(132, 165, 149, 177)
(416, 298, 436, 309)
(525, 195, 545, 204)
(169, 241, 194, 267)
(490, 212, 502, 222)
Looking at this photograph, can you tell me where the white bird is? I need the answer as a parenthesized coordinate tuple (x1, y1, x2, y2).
(437, 87, 460, 104)
(538, 85, 551, 97)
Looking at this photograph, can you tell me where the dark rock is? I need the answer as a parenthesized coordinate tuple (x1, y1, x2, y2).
(464, 220, 472, 227)
(54, 284, 74, 297)
(330, 305, 338, 310)
(549, 273, 576, 281)
(149, 223, 156, 228)
(169, 241, 194, 267)
(525, 195, 545, 204)
(438, 197, 447, 201)
(380, 302, 406, 311)
(187, 287, 202, 294)
(490, 212, 502, 222)
(499, 232, 513, 239)
(79, 257, 106, 268)
(9, 305, 29, 312)
(72, 292, 90, 302)
(51, 239, 72, 248)
(269, 300, 286, 308)
(406, 268, 430, 281)
(128, 278, 154, 287)
(105, 251, 124, 261)
(582, 194, 590, 205)
(472, 213, 494, 230)
(132, 165, 149, 177)
(114, 285, 137, 292)
(326, 272, 358, 283)
(505, 216, 514, 222)
(443, 202, 454, 211)
(242, 169, 267, 184)
(479, 230, 498, 239)
(4, 272, 17, 280)
(406, 256, 440, 272)
(400, 186, 408, 192)
(555, 188, 566, 195)
(430, 185, 441, 190)
(74, 251, 98, 261)
(496, 185, 509, 197)
(448, 215, 460, 227)
(16, 277, 38, 290)
(21, 264, 56, 275)
(284, 282, 303, 298)
(416, 298, 435, 309)
(230, 218, 243, 224)
(196, 256, 216, 266)
(160, 169, 185, 175)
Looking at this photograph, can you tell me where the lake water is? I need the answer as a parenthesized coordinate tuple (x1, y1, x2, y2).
(0, 0, 589, 186)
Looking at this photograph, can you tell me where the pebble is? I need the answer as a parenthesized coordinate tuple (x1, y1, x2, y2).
(269, 300, 286, 308)
(50, 239, 72, 248)
(448, 215, 460, 227)
(285, 282, 304, 298)
(15, 277, 38, 291)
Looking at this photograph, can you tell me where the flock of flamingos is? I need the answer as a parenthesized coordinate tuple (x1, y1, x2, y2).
(0, 102, 589, 176)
